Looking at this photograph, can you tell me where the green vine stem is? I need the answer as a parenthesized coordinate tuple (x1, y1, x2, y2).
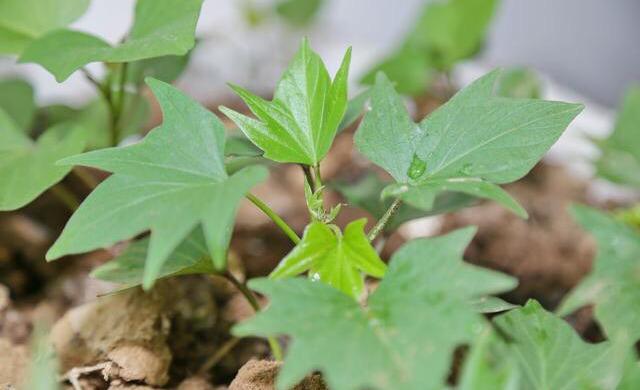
(222, 271, 284, 361)
(368, 197, 402, 242)
(246, 193, 300, 244)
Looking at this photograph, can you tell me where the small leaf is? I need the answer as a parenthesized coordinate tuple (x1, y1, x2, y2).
(355, 71, 582, 216)
(46, 79, 268, 289)
(0, 0, 89, 55)
(221, 38, 352, 165)
(470, 296, 518, 314)
(0, 78, 36, 131)
(235, 227, 516, 390)
(595, 86, 640, 188)
(0, 110, 85, 211)
(493, 300, 619, 389)
(270, 219, 385, 299)
(558, 205, 640, 342)
(338, 88, 370, 132)
(91, 228, 214, 287)
(19, 0, 204, 81)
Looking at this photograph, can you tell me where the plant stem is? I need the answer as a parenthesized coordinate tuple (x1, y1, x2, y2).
(222, 271, 284, 361)
(246, 193, 300, 244)
(110, 62, 129, 146)
(197, 337, 240, 374)
(301, 164, 316, 193)
(368, 198, 402, 242)
(50, 184, 80, 212)
(313, 164, 323, 188)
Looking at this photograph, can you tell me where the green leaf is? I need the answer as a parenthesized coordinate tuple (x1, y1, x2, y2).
(19, 0, 204, 81)
(496, 67, 541, 99)
(0, 0, 89, 55)
(332, 172, 474, 232)
(355, 70, 581, 217)
(46, 78, 268, 289)
(235, 227, 516, 390)
(127, 54, 192, 85)
(220, 38, 351, 165)
(0, 78, 36, 131)
(270, 219, 385, 299)
(493, 300, 618, 390)
(361, 0, 498, 94)
(0, 110, 85, 211)
(91, 228, 214, 287)
(275, 0, 324, 27)
(595, 86, 640, 188)
(558, 205, 640, 342)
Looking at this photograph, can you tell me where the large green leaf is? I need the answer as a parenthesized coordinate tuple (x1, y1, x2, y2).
(0, 78, 36, 131)
(558, 205, 640, 343)
(235, 227, 516, 390)
(0, 109, 85, 211)
(332, 172, 474, 232)
(595, 86, 640, 188)
(20, 0, 203, 81)
(46, 78, 268, 289)
(91, 228, 214, 287)
(270, 219, 386, 299)
(492, 300, 618, 390)
(355, 71, 582, 217)
(0, 0, 89, 55)
(220, 38, 351, 166)
(361, 0, 498, 95)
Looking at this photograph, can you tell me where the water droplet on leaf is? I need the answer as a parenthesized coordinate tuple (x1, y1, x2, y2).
(407, 154, 427, 180)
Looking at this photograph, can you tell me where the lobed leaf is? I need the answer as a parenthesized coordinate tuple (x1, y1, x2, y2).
(270, 219, 386, 299)
(19, 0, 203, 81)
(46, 79, 268, 289)
(558, 205, 640, 343)
(221, 38, 351, 166)
(355, 70, 582, 217)
(0, 78, 36, 131)
(235, 227, 516, 390)
(0, 109, 85, 211)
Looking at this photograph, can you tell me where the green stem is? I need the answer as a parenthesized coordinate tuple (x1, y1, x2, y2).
(301, 164, 316, 193)
(110, 62, 129, 146)
(313, 164, 323, 188)
(50, 184, 80, 212)
(222, 271, 284, 361)
(246, 193, 300, 244)
(368, 198, 402, 242)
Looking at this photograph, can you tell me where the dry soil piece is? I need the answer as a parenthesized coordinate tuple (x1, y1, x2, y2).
(440, 163, 595, 307)
(0, 338, 28, 388)
(229, 359, 326, 390)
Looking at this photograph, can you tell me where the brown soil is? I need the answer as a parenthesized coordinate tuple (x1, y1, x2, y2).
(229, 359, 326, 390)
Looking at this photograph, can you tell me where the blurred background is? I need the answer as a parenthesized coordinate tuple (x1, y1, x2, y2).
(1, 0, 638, 108)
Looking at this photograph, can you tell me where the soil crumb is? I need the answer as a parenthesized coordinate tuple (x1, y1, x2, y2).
(229, 359, 326, 390)
(0, 338, 28, 388)
(440, 163, 596, 307)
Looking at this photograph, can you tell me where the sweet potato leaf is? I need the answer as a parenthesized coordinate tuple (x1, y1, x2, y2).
(338, 88, 370, 132)
(492, 300, 618, 390)
(235, 227, 516, 390)
(270, 219, 386, 299)
(0, 109, 85, 211)
(0, 0, 89, 55)
(19, 0, 203, 81)
(332, 172, 474, 232)
(46, 79, 268, 289)
(91, 228, 214, 287)
(595, 86, 640, 188)
(0, 78, 36, 131)
(220, 38, 351, 165)
(355, 71, 582, 217)
(361, 0, 498, 94)
(558, 205, 640, 342)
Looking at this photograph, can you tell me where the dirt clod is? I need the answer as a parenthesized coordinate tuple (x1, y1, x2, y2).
(229, 359, 326, 390)
(0, 338, 28, 388)
(177, 376, 215, 390)
(108, 344, 170, 385)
